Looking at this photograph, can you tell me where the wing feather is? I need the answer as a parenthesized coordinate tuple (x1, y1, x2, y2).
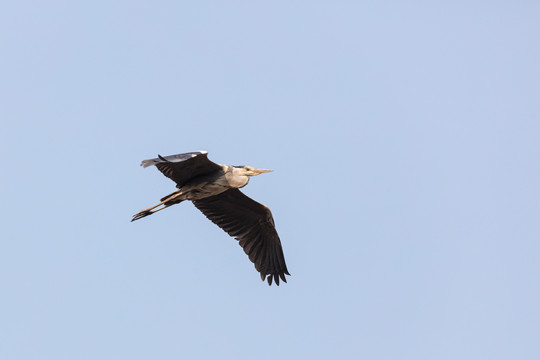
(140, 151, 222, 188)
(192, 189, 290, 285)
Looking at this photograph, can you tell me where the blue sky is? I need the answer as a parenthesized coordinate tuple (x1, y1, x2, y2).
(1, 1, 539, 359)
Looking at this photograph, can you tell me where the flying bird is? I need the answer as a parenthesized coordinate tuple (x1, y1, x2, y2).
(132, 151, 290, 285)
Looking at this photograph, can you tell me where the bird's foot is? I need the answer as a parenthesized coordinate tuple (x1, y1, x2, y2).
(131, 210, 152, 222)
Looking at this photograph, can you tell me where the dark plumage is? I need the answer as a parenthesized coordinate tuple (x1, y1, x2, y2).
(132, 151, 290, 285)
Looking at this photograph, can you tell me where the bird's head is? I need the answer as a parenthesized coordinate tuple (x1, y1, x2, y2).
(235, 165, 273, 177)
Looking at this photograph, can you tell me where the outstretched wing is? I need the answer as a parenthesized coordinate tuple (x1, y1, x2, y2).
(141, 151, 222, 188)
(193, 189, 290, 285)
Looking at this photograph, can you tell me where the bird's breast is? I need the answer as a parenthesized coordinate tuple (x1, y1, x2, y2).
(182, 176, 240, 200)
(180, 168, 249, 200)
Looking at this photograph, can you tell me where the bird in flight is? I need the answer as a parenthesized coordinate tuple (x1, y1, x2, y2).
(132, 151, 290, 285)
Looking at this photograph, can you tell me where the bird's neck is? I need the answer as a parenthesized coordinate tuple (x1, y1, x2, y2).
(225, 165, 250, 188)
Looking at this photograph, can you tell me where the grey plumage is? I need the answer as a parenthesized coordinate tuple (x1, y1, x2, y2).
(132, 151, 290, 285)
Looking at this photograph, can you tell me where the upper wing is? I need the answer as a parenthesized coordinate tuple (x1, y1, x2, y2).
(141, 151, 222, 188)
(193, 189, 290, 285)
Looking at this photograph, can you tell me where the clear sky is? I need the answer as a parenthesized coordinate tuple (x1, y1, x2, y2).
(1, 1, 539, 359)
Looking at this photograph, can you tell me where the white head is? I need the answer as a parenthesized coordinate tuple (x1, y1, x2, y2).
(234, 165, 273, 177)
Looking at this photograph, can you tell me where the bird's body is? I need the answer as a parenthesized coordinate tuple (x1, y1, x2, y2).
(132, 151, 290, 285)
(162, 165, 249, 202)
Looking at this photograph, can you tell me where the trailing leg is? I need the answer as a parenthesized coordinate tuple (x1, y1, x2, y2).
(131, 190, 184, 222)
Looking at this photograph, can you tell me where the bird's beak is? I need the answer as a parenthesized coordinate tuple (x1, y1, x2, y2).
(253, 168, 273, 174)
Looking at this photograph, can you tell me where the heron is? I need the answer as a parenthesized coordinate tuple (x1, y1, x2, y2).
(131, 151, 290, 285)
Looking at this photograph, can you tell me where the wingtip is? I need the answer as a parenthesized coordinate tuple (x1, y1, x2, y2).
(263, 273, 288, 286)
(140, 159, 155, 168)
